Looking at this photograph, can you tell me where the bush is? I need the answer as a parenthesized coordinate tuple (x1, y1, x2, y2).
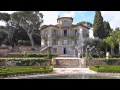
(89, 65, 120, 73)
(85, 53, 93, 59)
(18, 40, 31, 46)
(0, 58, 46, 61)
(47, 51, 53, 59)
(8, 53, 24, 57)
(111, 54, 120, 58)
(27, 53, 47, 57)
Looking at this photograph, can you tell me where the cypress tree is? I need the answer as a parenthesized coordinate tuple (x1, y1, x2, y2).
(93, 11, 105, 39)
(103, 21, 112, 38)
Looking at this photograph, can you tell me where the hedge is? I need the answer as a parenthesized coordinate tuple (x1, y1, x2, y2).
(18, 40, 31, 46)
(27, 53, 48, 57)
(0, 58, 46, 61)
(89, 65, 120, 73)
(8, 53, 54, 58)
(0, 66, 53, 77)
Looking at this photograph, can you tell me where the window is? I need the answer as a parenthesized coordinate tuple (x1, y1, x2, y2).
(52, 30, 57, 36)
(62, 20, 70, 26)
(63, 48, 67, 54)
(75, 29, 78, 36)
(52, 39, 58, 45)
(63, 39, 67, 45)
(44, 30, 48, 37)
(75, 39, 78, 45)
(64, 30, 67, 36)
(82, 30, 89, 37)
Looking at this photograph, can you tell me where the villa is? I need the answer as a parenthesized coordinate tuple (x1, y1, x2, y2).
(41, 17, 90, 57)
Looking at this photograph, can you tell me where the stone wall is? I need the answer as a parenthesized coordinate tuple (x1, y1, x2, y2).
(0, 60, 51, 66)
(86, 60, 120, 66)
(56, 59, 80, 68)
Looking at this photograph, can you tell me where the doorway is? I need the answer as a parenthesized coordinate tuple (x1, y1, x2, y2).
(64, 48, 67, 54)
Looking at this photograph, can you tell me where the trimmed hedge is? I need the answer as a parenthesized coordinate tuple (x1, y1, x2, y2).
(0, 58, 46, 61)
(89, 65, 120, 73)
(8, 53, 24, 57)
(8, 52, 54, 58)
(27, 53, 48, 57)
(18, 40, 31, 46)
(111, 54, 120, 58)
(0, 66, 53, 77)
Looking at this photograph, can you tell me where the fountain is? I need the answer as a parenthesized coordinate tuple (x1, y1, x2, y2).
(74, 28, 84, 58)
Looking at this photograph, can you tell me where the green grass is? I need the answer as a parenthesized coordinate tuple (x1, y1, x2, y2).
(0, 66, 53, 77)
(0, 58, 49, 61)
(89, 65, 120, 73)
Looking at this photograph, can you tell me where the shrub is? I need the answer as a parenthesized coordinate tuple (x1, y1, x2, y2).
(85, 53, 93, 59)
(18, 40, 31, 46)
(47, 51, 53, 59)
(31, 47, 35, 51)
(0, 58, 46, 61)
(27, 53, 47, 57)
(111, 54, 120, 58)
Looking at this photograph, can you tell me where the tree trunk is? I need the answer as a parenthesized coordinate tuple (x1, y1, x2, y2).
(28, 34, 35, 49)
(111, 47, 114, 55)
(105, 44, 108, 54)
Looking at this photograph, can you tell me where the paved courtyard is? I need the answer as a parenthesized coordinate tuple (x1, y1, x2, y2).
(3, 68, 120, 79)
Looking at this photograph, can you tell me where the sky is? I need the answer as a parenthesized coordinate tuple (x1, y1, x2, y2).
(0, 11, 120, 38)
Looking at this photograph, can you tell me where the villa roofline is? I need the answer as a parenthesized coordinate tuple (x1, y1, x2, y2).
(40, 24, 90, 30)
(57, 17, 73, 22)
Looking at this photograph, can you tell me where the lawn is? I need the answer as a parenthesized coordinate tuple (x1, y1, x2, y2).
(0, 66, 53, 77)
(89, 65, 120, 73)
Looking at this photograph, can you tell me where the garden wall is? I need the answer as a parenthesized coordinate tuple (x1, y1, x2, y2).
(86, 59, 120, 66)
(0, 60, 51, 66)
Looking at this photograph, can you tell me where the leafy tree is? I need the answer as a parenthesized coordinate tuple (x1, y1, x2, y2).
(6, 20, 19, 46)
(77, 21, 93, 28)
(103, 21, 112, 38)
(112, 30, 120, 54)
(115, 27, 120, 31)
(11, 11, 43, 48)
(0, 29, 8, 45)
(93, 11, 105, 39)
(0, 13, 10, 22)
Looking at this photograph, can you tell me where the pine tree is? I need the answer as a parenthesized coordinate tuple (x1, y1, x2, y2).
(93, 11, 105, 39)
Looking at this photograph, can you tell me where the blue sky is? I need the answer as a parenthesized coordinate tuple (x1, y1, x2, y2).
(58, 11, 95, 24)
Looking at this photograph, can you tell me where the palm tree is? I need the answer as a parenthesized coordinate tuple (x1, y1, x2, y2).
(114, 31, 120, 54)
(105, 36, 116, 55)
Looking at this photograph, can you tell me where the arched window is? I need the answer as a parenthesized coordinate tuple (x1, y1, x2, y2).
(44, 30, 48, 37)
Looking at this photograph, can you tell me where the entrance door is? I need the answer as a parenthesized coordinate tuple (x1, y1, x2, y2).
(64, 48, 67, 54)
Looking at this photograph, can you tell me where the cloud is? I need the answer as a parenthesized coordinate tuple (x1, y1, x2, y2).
(41, 11, 59, 25)
(101, 11, 120, 29)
